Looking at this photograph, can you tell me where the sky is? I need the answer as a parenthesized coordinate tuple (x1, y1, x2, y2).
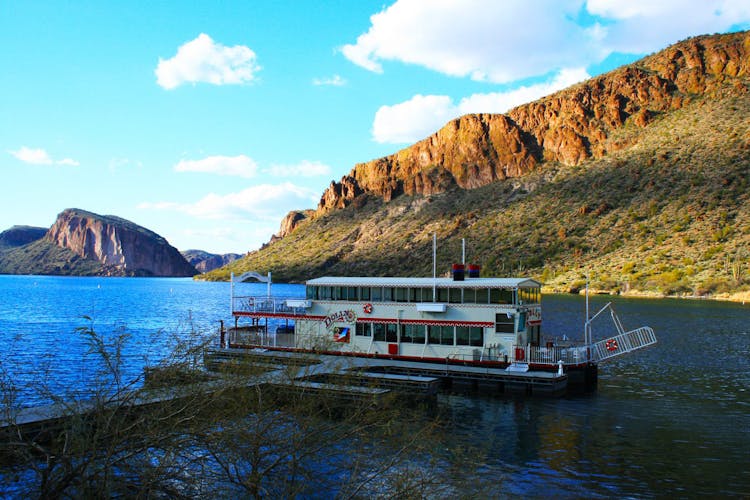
(2, 1, 749, 255)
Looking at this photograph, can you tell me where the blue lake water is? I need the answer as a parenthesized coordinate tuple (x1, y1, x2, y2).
(0, 275, 748, 497)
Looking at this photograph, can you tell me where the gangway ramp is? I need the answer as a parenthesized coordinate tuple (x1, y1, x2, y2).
(591, 326, 657, 362)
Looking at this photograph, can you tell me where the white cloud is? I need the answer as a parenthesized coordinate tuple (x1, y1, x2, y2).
(9, 146, 79, 166)
(342, 0, 750, 83)
(586, 0, 750, 54)
(372, 95, 456, 144)
(138, 182, 320, 222)
(174, 155, 258, 178)
(266, 160, 333, 177)
(342, 0, 589, 83)
(372, 68, 590, 144)
(458, 68, 590, 115)
(312, 74, 347, 86)
(155, 33, 261, 90)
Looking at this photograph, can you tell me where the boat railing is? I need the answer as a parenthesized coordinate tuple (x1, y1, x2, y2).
(512, 344, 590, 366)
(232, 295, 310, 316)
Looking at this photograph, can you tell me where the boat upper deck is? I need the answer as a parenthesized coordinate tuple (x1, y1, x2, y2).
(305, 276, 541, 289)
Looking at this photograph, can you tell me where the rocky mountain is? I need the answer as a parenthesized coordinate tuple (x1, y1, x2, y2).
(0, 225, 47, 248)
(201, 31, 750, 301)
(182, 249, 242, 273)
(318, 31, 749, 212)
(0, 209, 198, 277)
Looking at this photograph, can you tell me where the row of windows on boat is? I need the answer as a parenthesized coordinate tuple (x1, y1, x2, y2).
(352, 315, 536, 345)
(354, 322, 486, 346)
(305, 286, 541, 305)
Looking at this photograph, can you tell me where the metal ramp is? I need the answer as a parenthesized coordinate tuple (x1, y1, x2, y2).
(591, 326, 657, 362)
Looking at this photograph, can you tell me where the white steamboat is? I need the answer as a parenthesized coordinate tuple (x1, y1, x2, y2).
(225, 265, 657, 377)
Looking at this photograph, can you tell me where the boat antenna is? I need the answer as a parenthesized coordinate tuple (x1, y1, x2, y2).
(585, 274, 591, 353)
(433, 233, 437, 302)
(462, 238, 465, 265)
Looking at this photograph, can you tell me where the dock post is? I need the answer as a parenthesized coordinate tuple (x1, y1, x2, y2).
(220, 320, 226, 349)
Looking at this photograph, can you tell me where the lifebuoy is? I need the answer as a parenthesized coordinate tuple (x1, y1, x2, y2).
(515, 347, 525, 361)
(605, 338, 619, 351)
(363, 303, 373, 314)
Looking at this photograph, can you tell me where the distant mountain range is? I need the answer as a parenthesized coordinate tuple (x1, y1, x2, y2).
(0, 209, 237, 277)
(199, 31, 750, 301)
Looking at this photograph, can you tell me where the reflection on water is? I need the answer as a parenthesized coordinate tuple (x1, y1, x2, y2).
(0, 276, 748, 496)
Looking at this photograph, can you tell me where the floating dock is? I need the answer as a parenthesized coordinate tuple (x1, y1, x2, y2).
(0, 345, 569, 450)
(203, 347, 569, 397)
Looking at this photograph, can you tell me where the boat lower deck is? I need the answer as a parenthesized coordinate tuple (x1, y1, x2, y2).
(204, 347, 571, 397)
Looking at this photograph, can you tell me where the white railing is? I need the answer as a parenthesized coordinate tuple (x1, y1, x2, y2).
(590, 326, 657, 362)
(512, 344, 590, 366)
(232, 295, 309, 316)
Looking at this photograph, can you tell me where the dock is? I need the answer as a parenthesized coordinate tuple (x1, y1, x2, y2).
(203, 347, 569, 397)
(0, 346, 569, 449)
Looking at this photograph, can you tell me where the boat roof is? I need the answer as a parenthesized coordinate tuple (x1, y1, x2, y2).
(306, 276, 542, 289)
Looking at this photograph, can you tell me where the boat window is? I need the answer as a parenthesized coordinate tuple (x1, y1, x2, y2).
(402, 324, 425, 343)
(456, 326, 470, 345)
(320, 286, 332, 300)
(306, 286, 315, 300)
(449, 288, 462, 303)
(456, 326, 483, 346)
(373, 323, 386, 341)
(360, 287, 370, 300)
(371, 287, 382, 301)
(475, 288, 489, 304)
(333, 287, 344, 300)
(463, 288, 476, 303)
(437, 288, 449, 302)
(517, 312, 526, 332)
(470, 327, 484, 346)
(428, 325, 454, 345)
(394, 287, 408, 302)
(519, 287, 540, 304)
(355, 323, 371, 337)
(490, 288, 514, 304)
(383, 287, 394, 302)
(347, 287, 358, 301)
(495, 313, 515, 333)
(421, 287, 433, 302)
(386, 323, 398, 342)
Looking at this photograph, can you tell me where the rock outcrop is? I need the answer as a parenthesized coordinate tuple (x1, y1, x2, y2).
(0, 225, 47, 248)
(46, 208, 197, 277)
(182, 250, 242, 273)
(317, 31, 750, 213)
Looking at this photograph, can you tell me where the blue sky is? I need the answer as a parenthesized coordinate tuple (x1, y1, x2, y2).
(2, 1, 749, 254)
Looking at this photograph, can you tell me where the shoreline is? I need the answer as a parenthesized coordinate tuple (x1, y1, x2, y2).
(542, 286, 750, 304)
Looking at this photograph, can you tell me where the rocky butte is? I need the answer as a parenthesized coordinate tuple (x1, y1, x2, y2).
(315, 31, 750, 214)
(45, 208, 197, 277)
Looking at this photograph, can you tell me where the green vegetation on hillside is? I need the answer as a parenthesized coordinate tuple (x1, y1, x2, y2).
(202, 92, 749, 300)
(0, 238, 102, 276)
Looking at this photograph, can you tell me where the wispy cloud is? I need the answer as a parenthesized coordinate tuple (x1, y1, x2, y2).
(174, 155, 259, 178)
(138, 182, 320, 221)
(372, 68, 590, 144)
(342, 0, 750, 83)
(9, 146, 79, 166)
(312, 74, 347, 86)
(155, 33, 261, 90)
(266, 160, 333, 177)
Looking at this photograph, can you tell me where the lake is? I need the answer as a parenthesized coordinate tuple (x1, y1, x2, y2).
(0, 275, 748, 497)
